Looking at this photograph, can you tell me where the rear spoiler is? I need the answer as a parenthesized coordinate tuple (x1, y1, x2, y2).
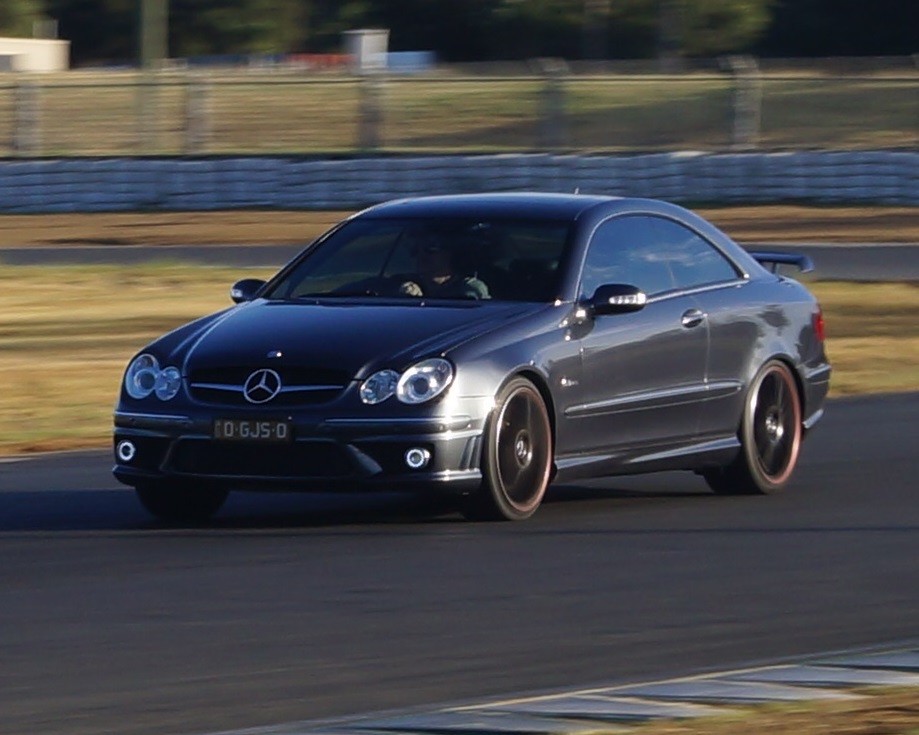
(748, 251, 814, 274)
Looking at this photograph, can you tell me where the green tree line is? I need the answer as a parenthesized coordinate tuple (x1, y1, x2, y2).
(1, 0, 916, 66)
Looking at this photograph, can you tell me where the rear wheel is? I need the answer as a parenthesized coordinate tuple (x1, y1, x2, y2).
(135, 482, 228, 523)
(705, 360, 802, 495)
(463, 377, 553, 521)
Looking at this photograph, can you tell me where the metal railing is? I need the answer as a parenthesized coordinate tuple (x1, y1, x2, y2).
(1, 65, 916, 157)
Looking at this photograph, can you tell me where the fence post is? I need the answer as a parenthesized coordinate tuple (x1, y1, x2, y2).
(724, 55, 762, 150)
(184, 74, 212, 154)
(357, 73, 384, 151)
(13, 81, 41, 156)
(538, 58, 568, 149)
(136, 72, 160, 153)
(913, 55, 919, 152)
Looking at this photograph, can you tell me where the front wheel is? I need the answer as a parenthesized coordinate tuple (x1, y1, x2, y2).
(463, 377, 553, 521)
(704, 360, 802, 495)
(135, 482, 228, 523)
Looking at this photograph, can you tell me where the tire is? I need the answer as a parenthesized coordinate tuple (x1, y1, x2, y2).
(463, 377, 553, 521)
(135, 482, 228, 523)
(704, 360, 803, 495)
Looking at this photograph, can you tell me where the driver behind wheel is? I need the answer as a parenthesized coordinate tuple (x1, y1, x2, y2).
(399, 231, 490, 300)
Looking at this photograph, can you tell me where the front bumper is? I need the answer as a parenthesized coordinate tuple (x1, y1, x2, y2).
(112, 410, 485, 494)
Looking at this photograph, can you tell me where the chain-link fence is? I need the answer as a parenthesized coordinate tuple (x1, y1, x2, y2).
(0, 66, 916, 156)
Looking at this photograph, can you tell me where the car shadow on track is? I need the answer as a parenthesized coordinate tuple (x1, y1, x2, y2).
(0, 479, 713, 533)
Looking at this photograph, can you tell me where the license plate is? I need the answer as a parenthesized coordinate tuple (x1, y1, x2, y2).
(213, 419, 291, 442)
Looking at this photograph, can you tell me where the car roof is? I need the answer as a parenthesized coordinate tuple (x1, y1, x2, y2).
(350, 193, 761, 278)
(358, 193, 619, 221)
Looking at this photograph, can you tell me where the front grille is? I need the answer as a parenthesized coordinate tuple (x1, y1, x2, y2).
(187, 365, 350, 407)
(168, 440, 354, 478)
(190, 367, 348, 385)
(189, 386, 343, 407)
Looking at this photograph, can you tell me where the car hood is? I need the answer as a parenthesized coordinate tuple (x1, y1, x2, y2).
(179, 298, 542, 378)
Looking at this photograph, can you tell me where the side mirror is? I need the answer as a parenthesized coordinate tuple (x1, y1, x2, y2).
(589, 283, 648, 315)
(230, 278, 266, 304)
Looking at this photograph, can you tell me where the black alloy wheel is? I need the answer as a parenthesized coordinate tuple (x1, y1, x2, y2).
(464, 377, 553, 521)
(705, 360, 803, 495)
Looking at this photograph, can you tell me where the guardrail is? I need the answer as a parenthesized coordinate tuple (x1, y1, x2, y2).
(0, 151, 915, 212)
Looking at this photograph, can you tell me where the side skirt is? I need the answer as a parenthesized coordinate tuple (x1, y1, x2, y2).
(554, 436, 740, 483)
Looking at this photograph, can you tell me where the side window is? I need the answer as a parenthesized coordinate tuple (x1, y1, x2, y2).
(652, 218, 740, 290)
(580, 215, 675, 299)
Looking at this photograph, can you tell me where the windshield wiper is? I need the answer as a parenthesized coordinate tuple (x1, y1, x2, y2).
(293, 290, 381, 298)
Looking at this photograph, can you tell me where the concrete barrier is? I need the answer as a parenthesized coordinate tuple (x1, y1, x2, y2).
(0, 151, 915, 213)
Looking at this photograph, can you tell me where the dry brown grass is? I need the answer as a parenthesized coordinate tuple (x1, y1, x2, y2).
(0, 201, 915, 454)
(1, 72, 915, 154)
(0, 210, 349, 248)
(0, 206, 917, 248)
(629, 686, 919, 735)
(698, 206, 919, 244)
(0, 264, 273, 454)
(814, 282, 919, 395)
(0, 262, 915, 455)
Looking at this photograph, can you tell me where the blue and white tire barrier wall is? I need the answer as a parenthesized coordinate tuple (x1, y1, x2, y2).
(0, 151, 915, 212)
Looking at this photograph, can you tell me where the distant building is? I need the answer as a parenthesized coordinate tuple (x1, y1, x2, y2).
(0, 37, 70, 72)
(343, 29, 389, 73)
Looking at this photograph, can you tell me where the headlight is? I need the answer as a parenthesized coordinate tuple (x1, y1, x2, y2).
(397, 358, 453, 405)
(154, 366, 182, 401)
(124, 354, 182, 401)
(360, 360, 454, 405)
(359, 369, 399, 405)
(124, 354, 160, 399)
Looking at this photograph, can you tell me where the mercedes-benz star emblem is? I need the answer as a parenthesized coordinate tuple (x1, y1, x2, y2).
(243, 368, 282, 404)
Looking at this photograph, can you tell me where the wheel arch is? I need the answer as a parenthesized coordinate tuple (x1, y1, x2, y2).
(511, 368, 558, 458)
(763, 352, 807, 421)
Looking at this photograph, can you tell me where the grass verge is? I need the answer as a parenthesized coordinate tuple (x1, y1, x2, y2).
(0, 264, 916, 455)
(629, 686, 919, 735)
(0, 72, 915, 155)
(0, 206, 917, 248)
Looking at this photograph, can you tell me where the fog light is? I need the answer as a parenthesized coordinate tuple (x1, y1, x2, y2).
(404, 447, 431, 470)
(116, 440, 137, 463)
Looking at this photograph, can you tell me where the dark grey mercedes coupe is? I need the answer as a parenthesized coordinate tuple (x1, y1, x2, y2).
(113, 193, 831, 522)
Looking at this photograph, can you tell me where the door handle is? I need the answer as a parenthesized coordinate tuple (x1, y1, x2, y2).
(681, 308, 706, 328)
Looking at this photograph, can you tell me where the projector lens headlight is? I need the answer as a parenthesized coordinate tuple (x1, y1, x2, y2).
(360, 369, 400, 405)
(397, 359, 453, 404)
(154, 366, 182, 401)
(124, 354, 160, 399)
(124, 355, 182, 401)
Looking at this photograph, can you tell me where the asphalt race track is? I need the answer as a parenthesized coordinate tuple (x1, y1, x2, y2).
(0, 393, 917, 735)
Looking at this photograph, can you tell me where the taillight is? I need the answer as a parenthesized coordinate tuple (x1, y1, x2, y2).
(813, 307, 826, 343)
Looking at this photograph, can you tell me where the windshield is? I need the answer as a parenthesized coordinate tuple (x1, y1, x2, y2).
(264, 217, 571, 302)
